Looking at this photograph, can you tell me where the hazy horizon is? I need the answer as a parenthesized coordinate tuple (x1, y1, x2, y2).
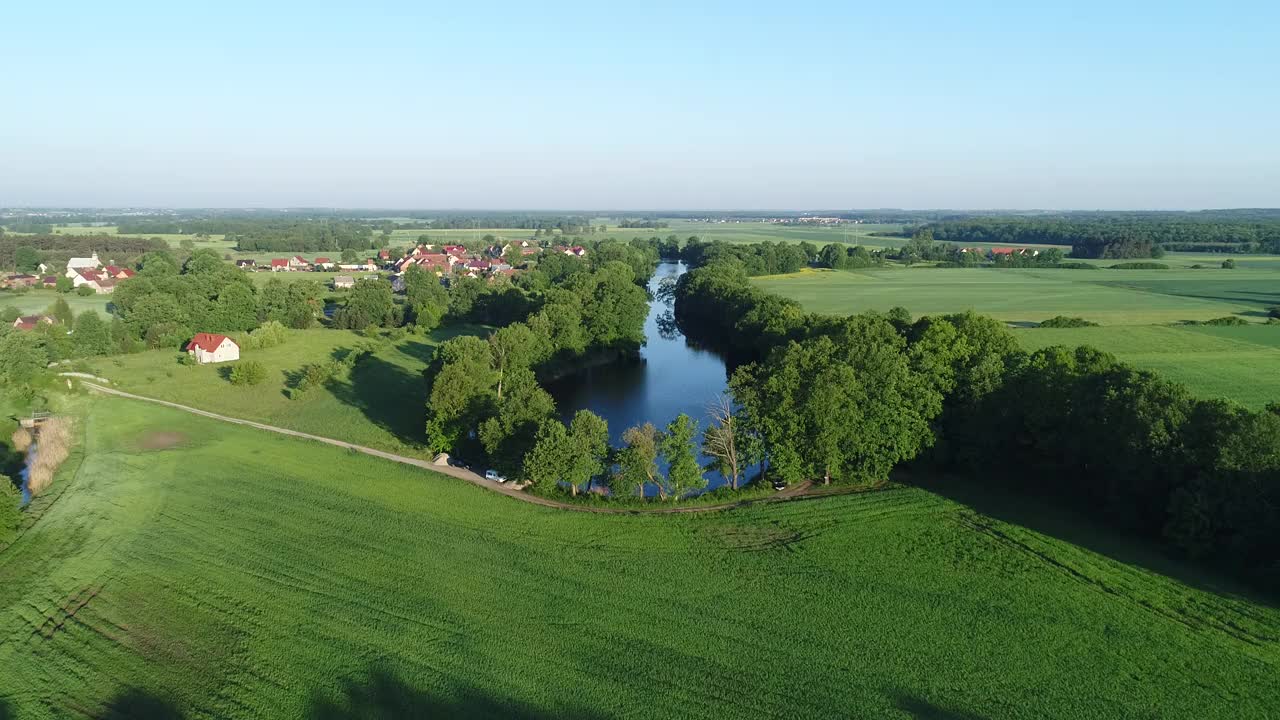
(4, 1, 1277, 209)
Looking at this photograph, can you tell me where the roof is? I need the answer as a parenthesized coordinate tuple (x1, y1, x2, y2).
(186, 333, 235, 352)
(991, 247, 1017, 255)
(13, 315, 52, 330)
(271, 258, 288, 267)
(292, 255, 308, 262)
(314, 257, 331, 263)
(334, 275, 355, 284)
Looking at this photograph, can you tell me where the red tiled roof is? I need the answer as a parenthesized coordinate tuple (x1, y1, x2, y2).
(271, 258, 288, 267)
(186, 333, 235, 352)
(991, 247, 1016, 255)
(314, 257, 331, 263)
(13, 315, 52, 330)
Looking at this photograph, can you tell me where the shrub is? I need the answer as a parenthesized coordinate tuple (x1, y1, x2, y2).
(239, 320, 289, 350)
(26, 417, 73, 497)
(0, 477, 21, 543)
(1051, 262, 1099, 270)
(75, 285, 96, 296)
(229, 361, 267, 386)
(1202, 316, 1249, 326)
(1107, 262, 1168, 270)
(1038, 316, 1099, 328)
(177, 352, 196, 366)
(1268, 306, 1280, 320)
(1222, 259, 1236, 269)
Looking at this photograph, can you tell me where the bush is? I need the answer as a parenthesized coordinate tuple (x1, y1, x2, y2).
(1051, 262, 1100, 270)
(238, 320, 289, 350)
(1202, 316, 1249, 326)
(75, 285, 96, 297)
(0, 477, 21, 544)
(1222, 259, 1236, 269)
(1038, 316, 1099, 328)
(229, 361, 267, 386)
(1107, 262, 1168, 270)
(1270, 306, 1280, 319)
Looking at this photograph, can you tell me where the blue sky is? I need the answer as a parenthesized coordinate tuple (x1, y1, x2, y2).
(2, 1, 1276, 209)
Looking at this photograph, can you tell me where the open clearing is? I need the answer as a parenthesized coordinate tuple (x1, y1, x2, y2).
(0, 396, 1276, 719)
(0, 288, 113, 317)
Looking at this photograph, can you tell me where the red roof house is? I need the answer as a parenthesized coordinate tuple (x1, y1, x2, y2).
(185, 333, 241, 364)
(270, 258, 289, 271)
(12, 315, 54, 331)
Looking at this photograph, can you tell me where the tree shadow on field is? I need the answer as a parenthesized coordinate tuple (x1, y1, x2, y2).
(397, 339, 438, 365)
(904, 470, 1279, 608)
(889, 691, 989, 719)
(97, 686, 186, 719)
(326, 354, 429, 448)
(309, 665, 611, 720)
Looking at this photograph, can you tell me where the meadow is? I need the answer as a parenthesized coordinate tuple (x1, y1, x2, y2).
(0, 288, 113, 316)
(82, 327, 482, 461)
(0, 395, 1276, 719)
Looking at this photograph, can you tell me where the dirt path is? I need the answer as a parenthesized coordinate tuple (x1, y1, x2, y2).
(76, 379, 837, 514)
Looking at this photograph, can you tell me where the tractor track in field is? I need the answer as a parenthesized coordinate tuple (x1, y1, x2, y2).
(75, 379, 859, 515)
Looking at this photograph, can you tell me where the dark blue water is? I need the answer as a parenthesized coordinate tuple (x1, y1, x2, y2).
(547, 262, 736, 493)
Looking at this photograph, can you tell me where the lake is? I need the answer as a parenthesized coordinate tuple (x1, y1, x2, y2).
(547, 262, 736, 492)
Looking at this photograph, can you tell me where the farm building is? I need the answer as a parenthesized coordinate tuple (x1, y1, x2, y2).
(270, 259, 290, 272)
(12, 315, 54, 331)
(333, 275, 355, 289)
(314, 257, 335, 270)
(65, 252, 101, 277)
(185, 333, 241, 364)
(236, 259, 256, 270)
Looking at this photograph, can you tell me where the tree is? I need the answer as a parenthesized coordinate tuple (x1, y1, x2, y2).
(214, 282, 258, 332)
(702, 395, 744, 489)
(229, 361, 267, 386)
(0, 331, 47, 391)
(54, 275, 73, 293)
(522, 420, 570, 493)
(425, 337, 499, 454)
(564, 410, 609, 496)
(72, 311, 114, 358)
(402, 265, 448, 331)
(50, 297, 74, 326)
(487, 324, 546, 400)
(660, 414, 704, 500)
(14, 246, 41, 272)
(76, 285, 96, 297)
(615, 423, 662, 499)
(476, 367, 556, 475)
(335, 278, 396, 330)
(138, 250, 179, 276)
(126, 293, 190, 345)
(1222, 259, 1236, 269)
(341, 248, 359, 263)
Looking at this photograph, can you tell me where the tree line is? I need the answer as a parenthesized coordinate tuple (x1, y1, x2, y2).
(918, 218, 1280, 258)
(673, 256, 1280, 592)
(1, 234, 167, 271)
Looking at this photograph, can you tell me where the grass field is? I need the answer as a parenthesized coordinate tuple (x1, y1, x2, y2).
(0, 288, 113, 316)
(1014, 324, 1280, 409)
(754, 266, 1280, 325)
(82, 327, 480, 461)
(0, 396, 1275, 718)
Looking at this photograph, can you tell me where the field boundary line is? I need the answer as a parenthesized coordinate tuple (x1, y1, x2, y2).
(74, 380, 852, 514)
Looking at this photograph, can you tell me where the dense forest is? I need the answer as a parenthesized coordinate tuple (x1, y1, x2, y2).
(673, 255, 1280, 592)
(918, 217, 1280, 257)
(0, 234, 167, 269)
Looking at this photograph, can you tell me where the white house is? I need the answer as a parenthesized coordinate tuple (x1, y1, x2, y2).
(333, 275, 355, 289)
(65, 252, 102, 278)
(185, 333, 241, 364)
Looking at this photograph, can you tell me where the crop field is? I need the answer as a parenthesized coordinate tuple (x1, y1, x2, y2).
(83, 327, 482, 460)
(1014, 324, 1280, 408)
(35, 224, 236, 251)
(0, 288, 113, 316)
(754, 266, 1280, 325)
(0, 396, 1276, 719)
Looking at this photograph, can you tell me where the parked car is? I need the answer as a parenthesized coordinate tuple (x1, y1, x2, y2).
(484, 469, 508, 483)
(771, 478, 787, 492)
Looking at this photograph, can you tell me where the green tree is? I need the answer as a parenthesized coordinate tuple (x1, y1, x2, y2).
(660, 414, 704, 500)
(0, 331, 48, 390)
(1222, 259, 1236, 269)
(563, 410, 609, 496)
(49, 297, 74, 326)
(335, 278, 396, 330)
(425, 336, 499, 454)
(229, 361, 267, 386)
(522, 420, 570, 493)
(476, 367, 556, 476)
(72, 311, 114, 358)
(126, 293, 190, 344)
(14, 246, 41, 272)
(138, 250, 180, 277)
(614, 422, 662, 499)
(403, 265, 448, 331)
(54, 275, 73, 293)
(214, 282, 258, 331)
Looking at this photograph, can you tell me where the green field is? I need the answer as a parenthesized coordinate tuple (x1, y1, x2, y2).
(754, 266, 1280, 325)
(83, 327, 479, 460)
(1013, 324, 1280, 409)
(1, 395, 1276, 719)
(0, 288, 113, 316)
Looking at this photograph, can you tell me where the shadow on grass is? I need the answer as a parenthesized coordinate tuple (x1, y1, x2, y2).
(889, 692, 988, 720)
(98, 687, 185, 719)
(326, 354, 429, 449)
(309, 665, 611, 720)
(905, 470, 1278, 608)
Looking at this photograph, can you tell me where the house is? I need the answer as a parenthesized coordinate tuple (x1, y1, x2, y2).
(313, 257, 335, 270)
(236, 259, 257, 270)
(465, 259, 491, 271)
(185, 333, 240, 364)
(71, 268, 118, 294)
(12, 315, 54, 331)
(65, 252, 101, 278)
(520, 246, 541, 257)
(333, 275, 355, 289)
(378, 249, 391, 261)
(41, 275, 58, 288)
(270, 258, 290, 272)
(442, 245, 468, 257)
(102, 265, 136, 280)
(566, 246, 587, 257)
(990, 247, 1016, 256)
(288, 256, 310, 271)
(5, 273, 40, 288)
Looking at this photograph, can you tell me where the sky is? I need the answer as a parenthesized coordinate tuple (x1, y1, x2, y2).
(2, 1, 1277, 210)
